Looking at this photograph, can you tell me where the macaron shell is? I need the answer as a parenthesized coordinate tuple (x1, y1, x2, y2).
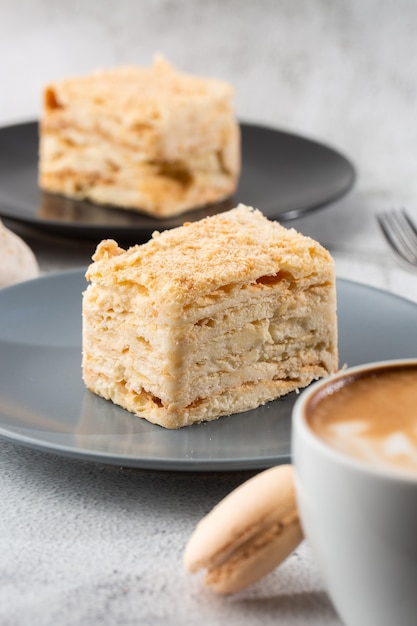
(204, 509, 303, 594)
(184, 465, 298, 573)
(184, 464, 303, 592)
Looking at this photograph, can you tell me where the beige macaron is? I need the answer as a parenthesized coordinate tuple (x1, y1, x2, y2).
(0, 220, 39, 288)
(183, 464, 303, 594)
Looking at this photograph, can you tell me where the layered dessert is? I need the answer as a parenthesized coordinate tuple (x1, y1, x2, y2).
(39, 57, 240, 217)
(82, 204, 338, 428)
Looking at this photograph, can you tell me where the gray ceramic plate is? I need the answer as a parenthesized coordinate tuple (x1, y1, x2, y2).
(0, 121, 355, 242)
(0, 269, 416, 472)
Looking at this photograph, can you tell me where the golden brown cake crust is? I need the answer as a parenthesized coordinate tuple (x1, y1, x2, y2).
(87, 205, 335, 309)
(43, 58, 233, 118)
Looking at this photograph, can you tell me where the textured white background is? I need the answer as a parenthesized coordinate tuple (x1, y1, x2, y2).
(1, 0, 417, 197)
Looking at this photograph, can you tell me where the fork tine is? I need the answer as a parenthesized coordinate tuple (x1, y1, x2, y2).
(401, 208, 417, 238)
(376, 211, 408, 259)
(393, 210, 417, 259)
(377, 209, 417, 269)
(388, 210, 417, 260)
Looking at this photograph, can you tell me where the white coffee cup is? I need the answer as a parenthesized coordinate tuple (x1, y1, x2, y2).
(292, 358, 417, 626)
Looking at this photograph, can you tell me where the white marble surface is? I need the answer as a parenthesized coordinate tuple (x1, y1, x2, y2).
(2, 1, 417, 625)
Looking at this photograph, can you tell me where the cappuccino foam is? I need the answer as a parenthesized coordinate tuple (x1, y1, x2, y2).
(307, 365, 417, 474)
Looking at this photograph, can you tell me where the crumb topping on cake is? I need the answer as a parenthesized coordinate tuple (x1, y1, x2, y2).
(43, 56, 234, 123)
(87, 205, 334, 308)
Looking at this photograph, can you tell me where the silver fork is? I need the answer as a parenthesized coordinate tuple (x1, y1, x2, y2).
(377, 208, 417, 271)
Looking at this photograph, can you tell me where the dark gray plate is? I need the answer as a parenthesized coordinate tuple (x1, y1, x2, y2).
(0, 121, 355, 242)
(1, 270, 416, 471)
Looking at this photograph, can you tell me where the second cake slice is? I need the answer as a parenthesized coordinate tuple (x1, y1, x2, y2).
(39, 57, 240, 218)
(82, 204, 338, 428)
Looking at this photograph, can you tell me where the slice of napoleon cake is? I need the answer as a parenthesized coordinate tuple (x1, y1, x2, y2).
(39, 56, 240, 218)
(82, 204, 338, 428)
